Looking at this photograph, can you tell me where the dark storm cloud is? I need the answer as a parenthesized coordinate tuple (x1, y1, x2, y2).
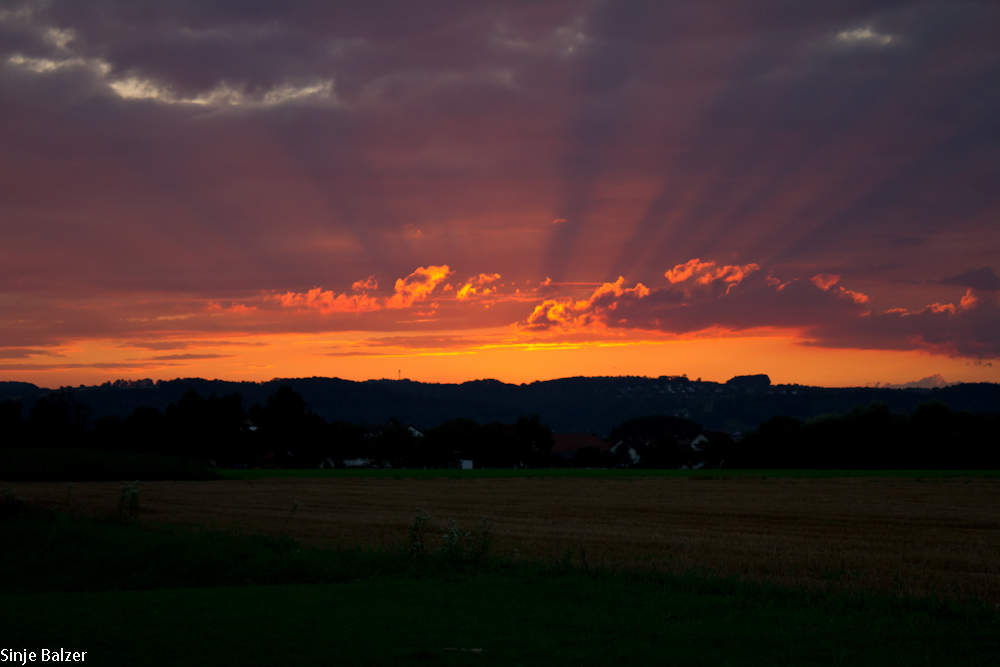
(0, 348, 60, 359)
(1, 1, 999, 358)
(938, 267, 1000, 292)
(147, 353, 232, 361)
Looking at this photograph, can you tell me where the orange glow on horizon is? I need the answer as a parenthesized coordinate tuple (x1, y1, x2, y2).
(2, 330, 997, 389)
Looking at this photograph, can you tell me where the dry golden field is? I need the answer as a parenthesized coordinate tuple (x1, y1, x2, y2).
(12, 475, 1000, 605)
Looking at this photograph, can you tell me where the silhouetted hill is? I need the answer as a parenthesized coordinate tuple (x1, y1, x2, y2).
(0, 382, 47, 401)
(2, 376, 998, 436)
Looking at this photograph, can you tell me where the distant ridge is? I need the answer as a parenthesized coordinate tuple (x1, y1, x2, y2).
(2, 376, 997, 436)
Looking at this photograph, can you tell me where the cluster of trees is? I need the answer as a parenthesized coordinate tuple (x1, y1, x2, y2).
(407, 417, 553, 468)
(0, 387, 554, 469)
(2, 389, 249, 463)
(727, 401, 1000, 469)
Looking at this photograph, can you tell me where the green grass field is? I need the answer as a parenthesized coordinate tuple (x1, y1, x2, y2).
(8, 575, 999, 667)
(219, 467, 1000, 480)
(2, 514, 998, 666)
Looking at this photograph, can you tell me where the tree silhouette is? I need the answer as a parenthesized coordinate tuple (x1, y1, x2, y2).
(28, 392, 90, 448)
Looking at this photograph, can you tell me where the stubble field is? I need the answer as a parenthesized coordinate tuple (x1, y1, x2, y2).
(12, 474, 1000, 605)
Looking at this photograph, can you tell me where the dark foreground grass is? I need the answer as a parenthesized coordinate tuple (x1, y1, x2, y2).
(2, 515, 998, 666)
(0, 447, 221, 482)
(219, 467, 1000, 480)
(8, 576, 1000, 667)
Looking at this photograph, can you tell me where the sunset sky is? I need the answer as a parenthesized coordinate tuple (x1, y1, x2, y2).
(2, 1, 999, 388)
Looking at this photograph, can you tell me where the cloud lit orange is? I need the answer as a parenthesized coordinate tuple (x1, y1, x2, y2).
(385, 266, 453, 310)
(275, 288, 382, 314)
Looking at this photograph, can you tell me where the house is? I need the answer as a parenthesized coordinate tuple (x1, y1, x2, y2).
(609, 441, 641, 465)
(253, 452, 277, 470)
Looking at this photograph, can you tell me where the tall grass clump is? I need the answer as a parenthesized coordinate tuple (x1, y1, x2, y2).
(409, 509, 430, 556)
(441, 516, 495, 564)
(117, 482, 141, 523)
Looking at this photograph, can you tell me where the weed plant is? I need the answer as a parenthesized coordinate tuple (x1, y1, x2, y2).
(441, 516, 495, 563)
(117, 481, 140, 522)
(408, 508, 430, 556)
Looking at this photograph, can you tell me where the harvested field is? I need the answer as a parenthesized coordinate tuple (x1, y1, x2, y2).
(11, 476, 1000, 605)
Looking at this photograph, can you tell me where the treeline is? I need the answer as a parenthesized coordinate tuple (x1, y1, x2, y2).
(726, 402, 1000, 469)
(2, 387, 997, 470)
(545, 403, 1000, 470)
(0, 387, 554, 469)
